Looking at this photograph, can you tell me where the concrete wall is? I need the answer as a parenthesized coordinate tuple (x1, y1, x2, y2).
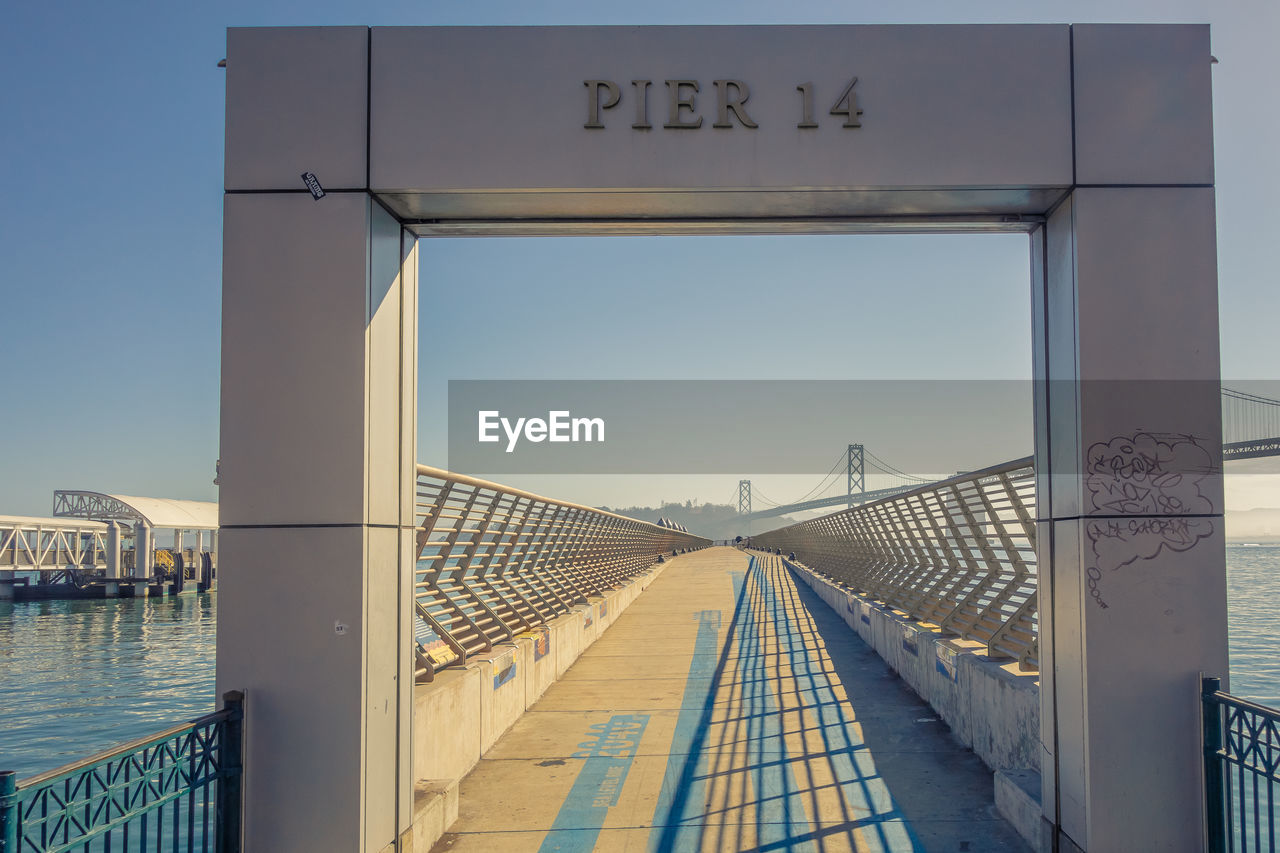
(784, 558, 1040, 775)
(412, 563, 666, 787)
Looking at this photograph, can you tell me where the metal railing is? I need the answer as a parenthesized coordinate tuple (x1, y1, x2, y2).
(413, 465, 709, 681)
(1, 692, 243, 853)
(750, 456, 1038, 670)
(1203, 677, 1280, 853)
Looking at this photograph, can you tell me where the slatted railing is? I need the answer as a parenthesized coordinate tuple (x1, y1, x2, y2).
(751, 456, 1038, 670)
(412, 465, 709, 682)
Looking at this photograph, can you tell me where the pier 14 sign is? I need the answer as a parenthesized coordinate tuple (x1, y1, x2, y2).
(583, 77, 862, 130)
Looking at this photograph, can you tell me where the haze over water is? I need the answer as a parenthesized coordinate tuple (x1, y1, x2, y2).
(1, 547, 1277, 779)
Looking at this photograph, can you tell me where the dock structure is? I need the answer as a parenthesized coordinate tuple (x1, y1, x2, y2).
(0, 492, 219, 600)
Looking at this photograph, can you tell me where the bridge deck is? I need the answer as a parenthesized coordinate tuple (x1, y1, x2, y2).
(435, 548, 1027, 852)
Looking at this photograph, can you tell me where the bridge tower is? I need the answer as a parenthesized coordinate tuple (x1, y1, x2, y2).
(847, 444, 865, 508)
(737, 479, 751, 515)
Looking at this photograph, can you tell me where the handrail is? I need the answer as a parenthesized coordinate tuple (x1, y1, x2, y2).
(412, 466, 709, 682)
(751, 456, 1038, 669)
(2, 692, 244, 853)
(16, 709, 231, 790)
(415, 464, 683, 533)
(1202, 676, 1280, 853)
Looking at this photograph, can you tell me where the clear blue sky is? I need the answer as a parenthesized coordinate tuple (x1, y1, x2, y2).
(2, 0, 1276, 517)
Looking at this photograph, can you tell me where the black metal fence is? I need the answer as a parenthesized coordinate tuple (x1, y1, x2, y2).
(1203, 676, 1280, 853)
(1, 692, 243, 853)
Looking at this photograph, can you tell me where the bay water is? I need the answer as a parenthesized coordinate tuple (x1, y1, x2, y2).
(1, 546, 1278, 779)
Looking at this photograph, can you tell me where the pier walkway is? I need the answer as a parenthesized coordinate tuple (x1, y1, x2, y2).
(436, 548, 1027, 852)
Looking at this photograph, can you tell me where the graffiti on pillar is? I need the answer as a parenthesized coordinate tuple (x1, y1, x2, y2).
(1083, 432, 1217, 609)
(1085, 432, 1216, 515)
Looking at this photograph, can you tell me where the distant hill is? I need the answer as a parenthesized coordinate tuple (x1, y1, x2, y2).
(1226, 508, 1280, 544)
(598, 501, 800, 541)
(604, 503, 1280, 545)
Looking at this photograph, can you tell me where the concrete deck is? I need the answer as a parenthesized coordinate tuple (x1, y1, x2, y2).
(432, 548, 1028, 852)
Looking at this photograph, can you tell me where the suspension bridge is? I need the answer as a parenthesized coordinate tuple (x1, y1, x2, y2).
(1222, 386, 1280, 459)
(734, 385, 1280, 524)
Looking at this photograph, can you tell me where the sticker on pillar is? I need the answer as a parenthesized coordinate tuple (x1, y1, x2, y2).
(492, 649, 518, 689)
(583, 609, 593, 629)
(860, 602, 872, 625)
(300, 171, 325, 200)
(901, 625, 919, 657)
(846, 592, 858, 617)
(599, 600, 608, 618)
(936, 643, 959, 682)
(416, 623, 459, 669)
(521, 627, 551, 661)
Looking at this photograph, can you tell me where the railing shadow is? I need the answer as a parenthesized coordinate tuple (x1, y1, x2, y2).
(649, 553, 1021, 852)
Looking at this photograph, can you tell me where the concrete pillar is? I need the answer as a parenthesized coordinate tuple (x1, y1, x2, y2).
(193, 530, 204, 590)
(106, 521, 122, 578)
(105, 521, 122, 597)
(134, 522, 152, 596)
(1033, 25, 1226, 852)
(217, 26, 416, 852)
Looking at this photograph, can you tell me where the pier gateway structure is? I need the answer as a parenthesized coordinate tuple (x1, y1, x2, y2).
(220, 25, 1224, 852)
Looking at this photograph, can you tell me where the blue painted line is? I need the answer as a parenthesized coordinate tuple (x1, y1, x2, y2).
(539, 714, 649, 853)
(754, 558, 924, 852)
(646, 608, 722, 852)
(735, 563, 816, 852)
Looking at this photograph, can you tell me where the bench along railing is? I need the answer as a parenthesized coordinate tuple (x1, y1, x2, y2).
(1203, 677, 1280, 853)
(0, 692, 243, 853)
(750, 456, 1038, 670)
(413, 465, 709, 682)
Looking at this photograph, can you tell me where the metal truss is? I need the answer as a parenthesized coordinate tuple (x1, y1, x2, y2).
(52, 491, 145, 524)
(1223, 439, 1280, 461)
(0, 518, 110, 571)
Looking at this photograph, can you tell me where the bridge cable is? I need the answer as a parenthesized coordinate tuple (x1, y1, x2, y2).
(863, 450, 935, 484)
(787, 452, 849, 505)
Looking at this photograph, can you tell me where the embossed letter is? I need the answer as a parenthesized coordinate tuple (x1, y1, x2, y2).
(631, 80, 652, 129)
(584, 80, 621, 129)
(664, 80, 702, 129)
(712, 80, 758, 128)
(796, 82, 818, 128)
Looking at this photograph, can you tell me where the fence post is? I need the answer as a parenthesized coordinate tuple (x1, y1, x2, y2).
(1202, 676, 1226, 853)
(218, 690, 244, 853)
(1, 770, 16, 853)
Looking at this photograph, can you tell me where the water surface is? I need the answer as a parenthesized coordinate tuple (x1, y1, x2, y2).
(1, 546, 1278, 779)
(0, 593, 216, 778)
